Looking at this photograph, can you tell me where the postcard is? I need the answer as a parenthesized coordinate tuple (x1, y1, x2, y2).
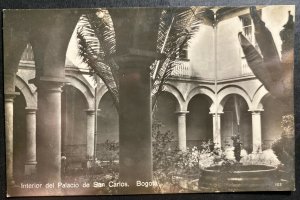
(3, 5, 295, 196)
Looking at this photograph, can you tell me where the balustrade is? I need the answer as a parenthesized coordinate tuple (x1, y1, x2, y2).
(21, 44, 34, 62)
(171, 60, 191, 77)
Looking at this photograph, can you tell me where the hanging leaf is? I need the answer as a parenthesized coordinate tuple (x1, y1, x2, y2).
(77, 7, 210, 112)
(151, 7, 207, 106)
(77, 21, 119, 111)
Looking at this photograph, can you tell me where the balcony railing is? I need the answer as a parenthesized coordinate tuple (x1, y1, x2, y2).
(19, 44, 255, 81)
(21, 44, 34, 62)
(241, 58, 253, 76)
(170, 60, 191, 78)
(19, 45, 192, 79)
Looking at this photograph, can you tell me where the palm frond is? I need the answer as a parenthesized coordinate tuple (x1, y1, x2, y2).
(84, 9, 119, 87)
(77, 15, 104, 60)
(156, 9, 175, 53)
(86, 9, 116, 56)
(77, 25, 119, 111)
(152, 58, 176, 108)
(77, 9, 120, 110)
(151, 7, 206, 104)
(77, 7, 209, 112)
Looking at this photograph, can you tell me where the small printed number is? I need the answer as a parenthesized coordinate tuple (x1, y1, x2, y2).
(275, 183, 282, 187)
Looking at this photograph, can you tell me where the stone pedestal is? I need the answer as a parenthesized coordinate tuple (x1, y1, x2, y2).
(252, 110, 263, 153)
(36, 77, 64, 183)
(24, 107, 38, 176)
(175, 111, 189, 151)
(85, 110, 95, 165)
(5, 92, 19, 186)
(212, 112, 222, 148)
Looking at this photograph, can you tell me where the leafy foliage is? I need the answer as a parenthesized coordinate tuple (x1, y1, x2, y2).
(151, 7, 208, 107)
(97, 139, 119, 164)
(77, 11, 119, 111)
(272, 114, 294, 168)
(231, 135, 242, 162)
(239, 7, 294, 103)
(241, 149, 280, 166)
(152, 123, 222, 192)
(77, 8, 207, 111)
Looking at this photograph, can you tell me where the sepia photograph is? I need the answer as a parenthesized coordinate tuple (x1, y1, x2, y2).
(3, 5, 295, 197)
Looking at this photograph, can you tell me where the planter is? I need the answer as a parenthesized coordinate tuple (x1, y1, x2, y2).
(198, 165, 279, 192)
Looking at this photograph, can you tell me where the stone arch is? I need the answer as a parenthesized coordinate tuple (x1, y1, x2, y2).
(252, 85, 270, 110)
(186, 86, 214, 147)
(96, 84, 109, 108)
(163, 83, 185, 111)
(15, 75, 36, 108)
(217, 85, 252, 112)
(66, 75, 94, 110)
(96, 83, 185, 110)
(97, 90, 119, 146)
(186, 86, 215, 112)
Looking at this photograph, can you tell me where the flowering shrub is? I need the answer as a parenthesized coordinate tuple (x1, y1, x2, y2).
(223, 147, 248, 161)
(272, 114, 294, 185)
(152, 124, 213, 192)
(241, 149, 281, 166)
(281, 114, 294, 136)
(102, 139, 119, 163)
(197, 141, 224, 169)
(272, 114, 294, 167)
(152, 119, 289, 192)
(198, 151, 215, 169)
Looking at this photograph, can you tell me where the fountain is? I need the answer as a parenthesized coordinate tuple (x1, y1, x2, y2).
(198, 94, 278, 192)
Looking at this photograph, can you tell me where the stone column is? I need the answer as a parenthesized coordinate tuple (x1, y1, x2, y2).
(119, 65, 152, 190)
(5, 92, 18, 186)
(212, 112, 222, 148)
(61, 90, 68, 156)
(24, 107, 38, 176)
(252, 110, 262, 153)
(112, 8, 162, 193)
(175, 111, 189, 151)
(85, 110, 95, 165)
(36, 78, 64, 184)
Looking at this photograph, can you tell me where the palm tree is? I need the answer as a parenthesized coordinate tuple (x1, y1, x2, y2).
(77, 9, 119, 111)
(76, 7, 210, 112)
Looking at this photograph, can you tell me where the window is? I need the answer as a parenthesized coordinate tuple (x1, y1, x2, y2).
(239, 11, 261, 75)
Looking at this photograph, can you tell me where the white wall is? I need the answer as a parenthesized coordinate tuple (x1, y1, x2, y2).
(187, 5, 295, 80)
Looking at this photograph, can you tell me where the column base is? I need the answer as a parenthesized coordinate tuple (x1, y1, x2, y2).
(252, 145, 262, 154)
(86, 159, 94, 169)
(7, 179, 16, 187)
(25, 161, 37, 176)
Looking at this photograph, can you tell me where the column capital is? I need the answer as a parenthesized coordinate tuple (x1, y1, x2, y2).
(209, 111, 224, 115)
(30, 76, 66, 92)
(25, 107, 38, 113)
(250, 109, 264, 114)
(85, 109, 101, 115)
(85, 109, 95, 114)
(175, 110, 189, 115)
(25, 160, 38, 165)
(5, 92, 20, 102)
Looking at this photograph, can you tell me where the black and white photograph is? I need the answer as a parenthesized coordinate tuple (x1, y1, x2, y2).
(3, 5, 295, 197)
